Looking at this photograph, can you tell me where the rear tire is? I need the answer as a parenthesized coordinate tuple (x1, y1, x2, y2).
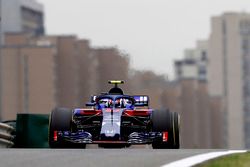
(152, 109, 180, 149)
(49, 108, 85, 148)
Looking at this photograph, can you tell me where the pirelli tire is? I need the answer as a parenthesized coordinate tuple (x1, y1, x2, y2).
(152, 109, 180, 149)
(49, 108, 81, 148)
(172, 112, 180, 149)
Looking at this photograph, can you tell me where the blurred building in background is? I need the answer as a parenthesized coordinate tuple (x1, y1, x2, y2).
(129, 70, 169, 109)
(161, 41, 223, 148)
(208, 12, 250, 148)
(0, 33, 132, 120)
(175, 40, 208, 81)
(169, 11, 250, 149)
(1, 33, 56, 119)
(0, 0, 44, 42)
(90, 48, 130, 95)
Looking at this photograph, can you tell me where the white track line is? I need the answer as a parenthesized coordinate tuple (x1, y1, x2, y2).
(162, 150, 247, 167)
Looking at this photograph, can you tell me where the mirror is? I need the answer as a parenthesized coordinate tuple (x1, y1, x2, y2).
(133, 95, 149, 106)
(86, 102, 96, 107)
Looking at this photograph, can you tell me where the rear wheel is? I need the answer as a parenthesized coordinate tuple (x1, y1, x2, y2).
(49, 108, 85, 148)
(152, 109, 180, 149)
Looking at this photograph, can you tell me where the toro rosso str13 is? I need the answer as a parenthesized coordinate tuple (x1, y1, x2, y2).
(49, 80, 180, 149)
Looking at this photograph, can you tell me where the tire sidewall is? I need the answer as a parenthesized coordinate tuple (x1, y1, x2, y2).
(152, 109, 180, 149)
(49, 108, 72, 148)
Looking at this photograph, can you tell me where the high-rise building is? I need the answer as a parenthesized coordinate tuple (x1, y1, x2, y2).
(168, 40, 224, 148)
(0, 33, 92, 120)
(0, 32, 132, 121)
(1, 0, 44, 42)
(166, 42, 206, 148)
(208, 12, 250, 148)
(1, 33, 57, 120)
(91, 48, 130, 94)
(175, 40, 208, 81)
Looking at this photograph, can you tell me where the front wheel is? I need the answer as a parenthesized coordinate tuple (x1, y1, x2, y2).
(152, 109, 180, 149)
(49, 108, 85, 148)
(172, 112, 180, 149)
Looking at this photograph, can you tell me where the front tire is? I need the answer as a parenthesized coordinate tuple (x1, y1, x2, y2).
(49, 108, 76, 148)
(172, 112, 180, 149)
(152, 109, 180, 149)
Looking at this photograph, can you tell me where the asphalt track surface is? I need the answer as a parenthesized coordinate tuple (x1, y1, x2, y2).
(0, 148, 222, 167)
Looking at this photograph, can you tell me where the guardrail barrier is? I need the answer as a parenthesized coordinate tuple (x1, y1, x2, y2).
(0, 122, 15, 148)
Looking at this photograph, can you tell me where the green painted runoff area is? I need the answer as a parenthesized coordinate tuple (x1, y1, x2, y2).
(196, 152, 250, 167)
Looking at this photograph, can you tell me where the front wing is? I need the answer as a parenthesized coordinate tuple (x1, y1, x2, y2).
(54, 131, 166, 144)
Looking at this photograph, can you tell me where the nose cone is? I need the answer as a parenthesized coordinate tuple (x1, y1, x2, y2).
(101, 128, 120, 140)
(100, 108, 123, 140)
(100, 122, 121, 140)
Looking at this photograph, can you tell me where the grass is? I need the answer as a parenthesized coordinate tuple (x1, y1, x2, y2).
(195, 152, 250, 167)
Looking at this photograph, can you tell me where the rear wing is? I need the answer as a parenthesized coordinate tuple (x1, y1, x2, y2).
(133, 95, 149, 107)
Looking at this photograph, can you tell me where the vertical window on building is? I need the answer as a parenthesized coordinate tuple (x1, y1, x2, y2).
(21, 7, 44, 36)
(201, 51, 207, 61)
(242, 39, 249, 53)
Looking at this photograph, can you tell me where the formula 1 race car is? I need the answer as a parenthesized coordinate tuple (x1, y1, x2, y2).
(48, 80, 180, 149)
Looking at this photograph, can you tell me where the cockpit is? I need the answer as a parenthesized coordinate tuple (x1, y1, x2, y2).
(97, 96, 134, 109)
